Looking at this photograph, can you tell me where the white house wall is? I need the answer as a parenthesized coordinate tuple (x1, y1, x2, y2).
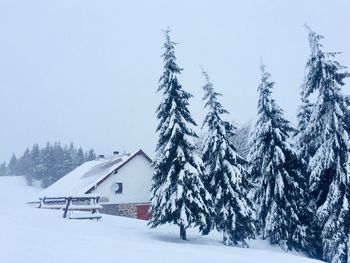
(90, 154, 153, 204)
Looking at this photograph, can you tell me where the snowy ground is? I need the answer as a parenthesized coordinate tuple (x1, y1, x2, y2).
(0, 176, 322, 263)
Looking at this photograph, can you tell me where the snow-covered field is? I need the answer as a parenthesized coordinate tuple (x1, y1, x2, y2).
(0, 176, 322, 263)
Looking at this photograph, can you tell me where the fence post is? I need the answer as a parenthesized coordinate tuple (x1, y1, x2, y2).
(63, 197, 72, 218)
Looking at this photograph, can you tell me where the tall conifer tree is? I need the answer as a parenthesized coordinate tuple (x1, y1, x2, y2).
(201, 69, 255, 246)
(0, 162, 7, 176)
(298, 27, 350, 263)
(248, 65, 310, 252)
(296, 25, 323, 166)
(149, 29, 213, 240)
(7, 153, 18, 176)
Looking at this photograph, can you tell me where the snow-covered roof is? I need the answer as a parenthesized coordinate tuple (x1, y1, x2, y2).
(38, 149, 152, 198)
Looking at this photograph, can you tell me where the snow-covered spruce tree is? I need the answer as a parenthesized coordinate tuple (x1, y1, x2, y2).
(294, 26, 326, 258)
(300, 27, 350, 263)
(7, 153, 18, 176)
(294, 30, 322, 257)
(296, 25, 325, 168)
(0, 162, 7, 176)
(149, 29, 214, 240)
(248, 65, 310, 252)
(29, 144, 42, 181)
(85, 149, 96, 161)
(200, 69, 255, 247)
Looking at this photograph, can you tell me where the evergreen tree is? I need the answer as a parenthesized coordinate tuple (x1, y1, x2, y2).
(296, 25, 323, 167)
(19, 148, 32, 185)
(299, 27, 350, 263)
(149, 29, 213, 240)
(200, 69, 255, 247)
(85, 149, 96, 161)
(7, 153, 18, 176)
(75, 147, 85, 166)
(248, 65, 310, 252)
(61, 144, 74, 176)
(29, 144, 43, 181)
(0, 162, 7, 176)
(53, 142, 66, 182)
(41, 142, 55, 188)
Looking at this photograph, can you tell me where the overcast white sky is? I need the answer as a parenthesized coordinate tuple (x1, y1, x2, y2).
(0, 0, 349, 161)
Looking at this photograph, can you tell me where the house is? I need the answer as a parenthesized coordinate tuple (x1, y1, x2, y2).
(38, 149, 153, 220)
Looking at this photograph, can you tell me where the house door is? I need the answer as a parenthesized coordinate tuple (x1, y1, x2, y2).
(136, 204, 150, 220)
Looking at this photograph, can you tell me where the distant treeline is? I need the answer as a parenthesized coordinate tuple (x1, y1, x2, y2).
(0, 142, 96, 188)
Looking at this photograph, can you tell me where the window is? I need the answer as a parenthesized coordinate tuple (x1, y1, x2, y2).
(111, 182, 123, 194)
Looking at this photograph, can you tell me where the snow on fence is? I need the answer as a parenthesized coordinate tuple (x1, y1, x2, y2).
(36, 194, 102, 220)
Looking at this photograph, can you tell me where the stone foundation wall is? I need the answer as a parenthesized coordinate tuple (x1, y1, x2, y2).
(100, 203, 150, 219)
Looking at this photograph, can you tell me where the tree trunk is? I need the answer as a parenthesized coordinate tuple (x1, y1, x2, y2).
(180, 224, 187, 240)
(223, 230, 233, 246)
